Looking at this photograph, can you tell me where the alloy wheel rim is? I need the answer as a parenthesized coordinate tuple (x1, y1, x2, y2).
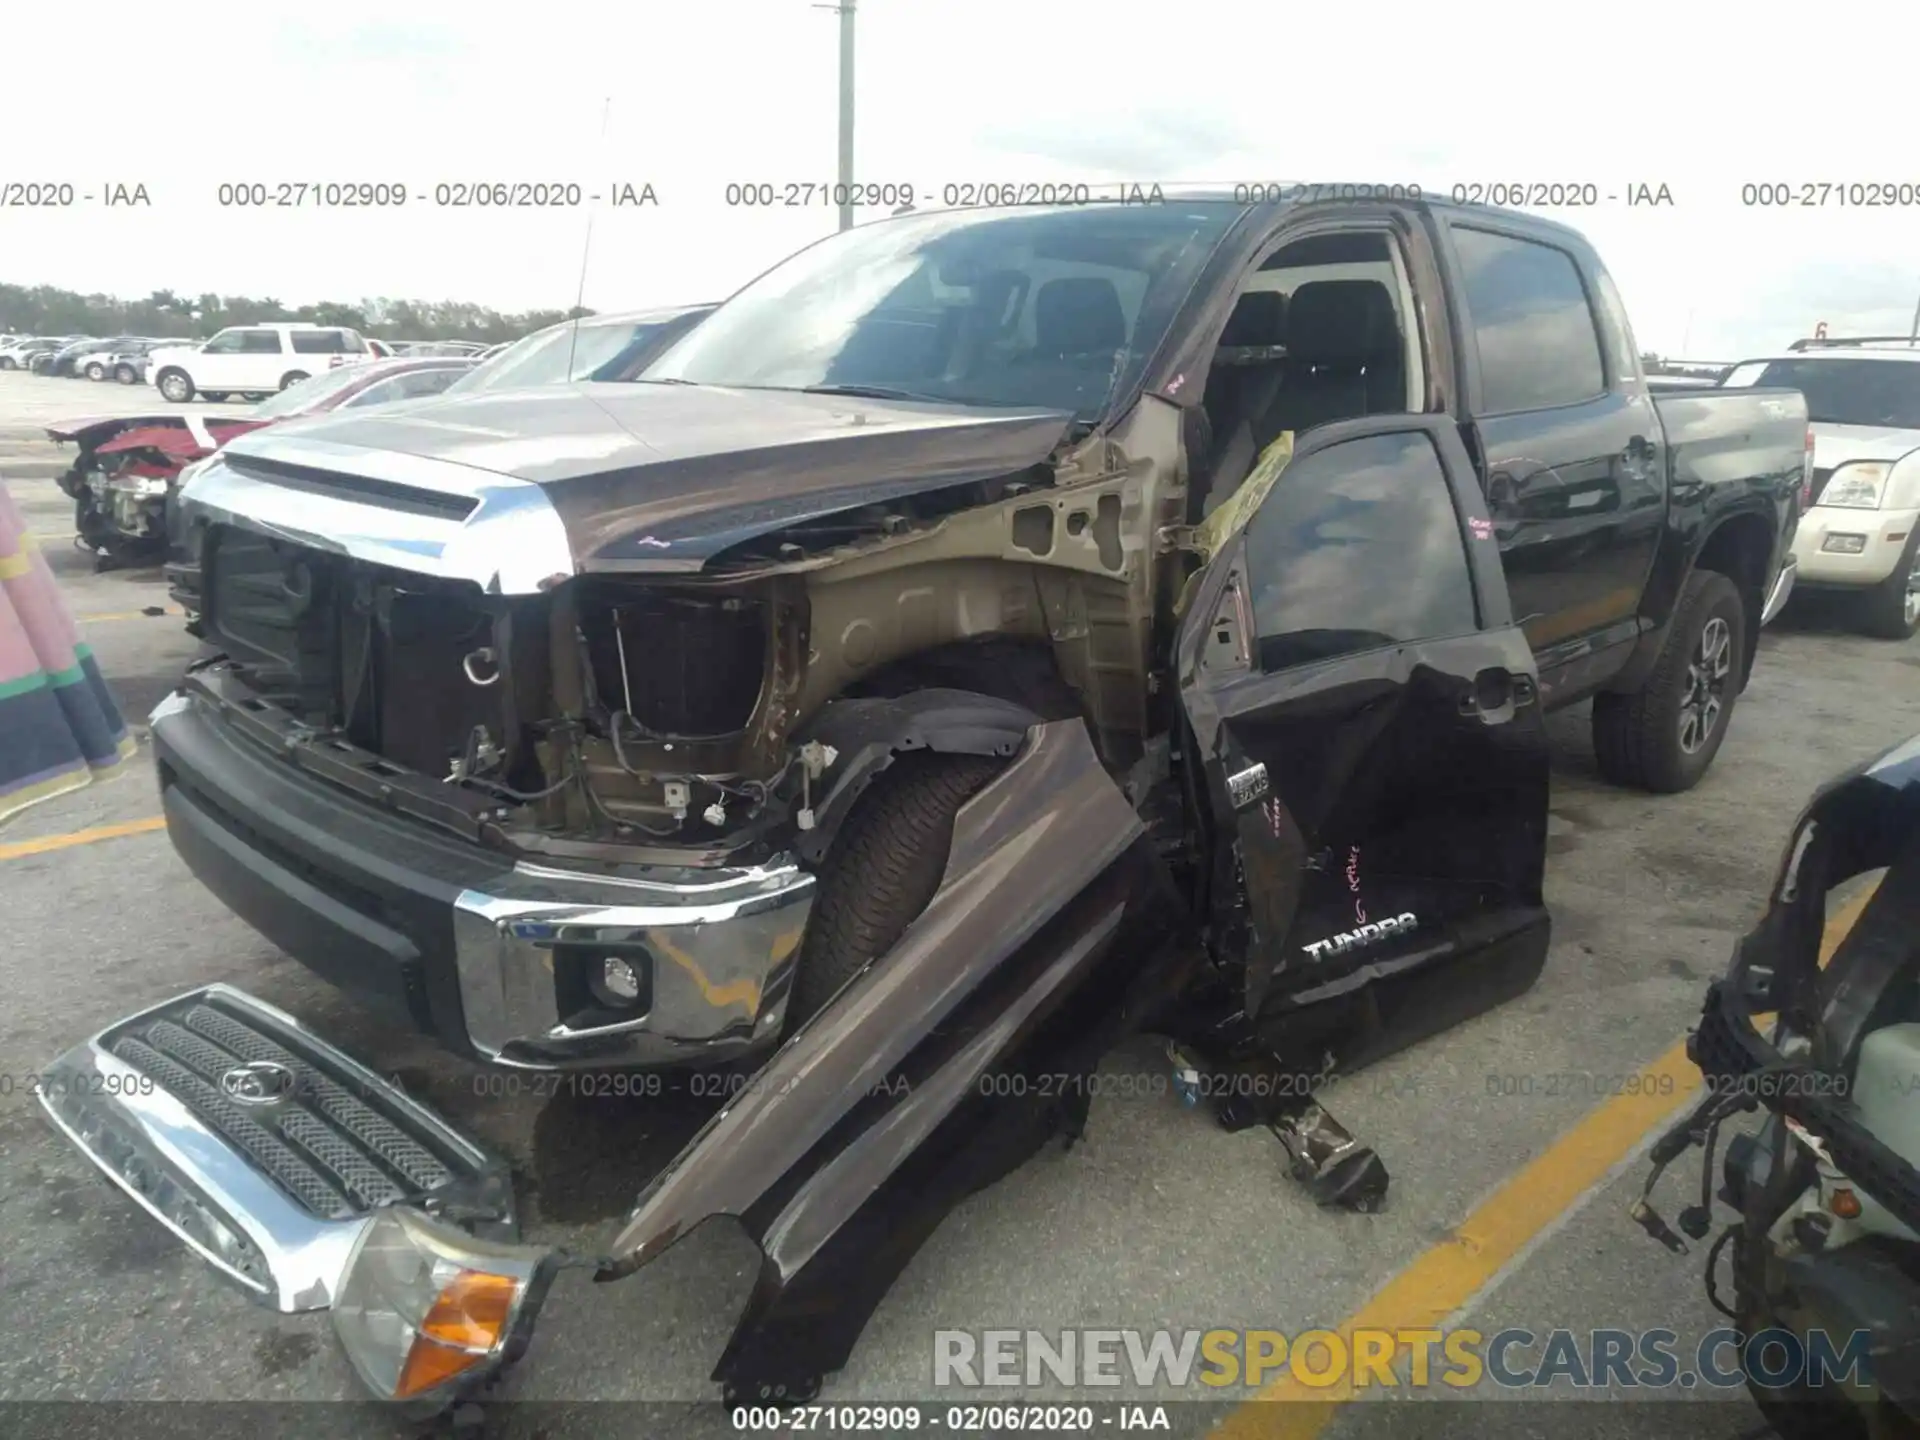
(1678, 616, 1732, 754)
(1905, 560, 1920, 628)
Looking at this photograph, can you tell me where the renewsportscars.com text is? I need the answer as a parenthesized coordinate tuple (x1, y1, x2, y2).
(933, 1326, 1872, 1391)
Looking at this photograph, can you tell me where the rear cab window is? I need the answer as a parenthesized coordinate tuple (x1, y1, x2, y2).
(1448, 224, 1608, 413)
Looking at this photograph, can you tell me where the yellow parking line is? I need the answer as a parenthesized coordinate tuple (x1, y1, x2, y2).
(1215, 879, 1882, 1438)
(0, 815, 166, 862)
(75, 605, 183, 624)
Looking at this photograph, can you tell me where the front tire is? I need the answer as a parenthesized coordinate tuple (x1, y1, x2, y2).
(156, 368, 194, 403)
(1851, 528, 1920, 640)
(785, 752, 1005, 1028)
(278, 370, 309, 391)
(1592, 569, 1746, 793)
(0, 357, 15, 370)
(85, 361, 106, 381)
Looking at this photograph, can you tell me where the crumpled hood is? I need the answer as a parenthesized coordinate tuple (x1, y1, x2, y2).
(218, 382, 1077, 571)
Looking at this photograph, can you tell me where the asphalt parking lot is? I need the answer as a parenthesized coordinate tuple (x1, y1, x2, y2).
(0, 367, 1915, 1439)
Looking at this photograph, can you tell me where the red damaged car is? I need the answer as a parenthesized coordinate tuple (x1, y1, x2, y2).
(49, 356, 475, 569)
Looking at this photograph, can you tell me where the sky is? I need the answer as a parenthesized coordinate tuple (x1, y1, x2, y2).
(5, 0, 1920, 360)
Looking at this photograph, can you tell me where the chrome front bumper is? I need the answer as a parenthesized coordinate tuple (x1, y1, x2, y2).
(36, 984, 516, 1312)
(452, 858, 817, 1069)
(1761, 554, 1797, 625)
(152, 680, 817, 1071)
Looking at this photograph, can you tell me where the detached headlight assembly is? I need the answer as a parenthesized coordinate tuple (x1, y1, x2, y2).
(332, 1206, 558, 1409)
(1819, 461, 1888, 509)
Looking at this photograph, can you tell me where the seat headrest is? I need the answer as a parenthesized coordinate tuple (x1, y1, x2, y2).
(1219, 289, 1289, 348)
(1285, 281, 1398, 366)
(1033, 277, 1127, 354)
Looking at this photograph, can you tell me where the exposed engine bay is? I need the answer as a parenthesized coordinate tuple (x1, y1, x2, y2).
(189, 425, 1166, 868)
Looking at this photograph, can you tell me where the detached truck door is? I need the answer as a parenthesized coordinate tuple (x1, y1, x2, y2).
(1438, 219, 1667, 691)
(1175, 414, 1554, 1070)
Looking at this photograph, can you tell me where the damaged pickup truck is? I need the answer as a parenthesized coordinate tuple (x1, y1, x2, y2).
(40, 193, 1808, 1412)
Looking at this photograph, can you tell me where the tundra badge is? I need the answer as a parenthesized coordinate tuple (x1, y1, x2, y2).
(1302, 912, 1419, 962)
(1226, 762, 1270, 808)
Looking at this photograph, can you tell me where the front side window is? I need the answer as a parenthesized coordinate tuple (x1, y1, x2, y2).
(1451, 226, 1606, 413)
(1244, 430, 1479, 670)
(644, 203, 1238, 420)
(201, 330, 246, 354)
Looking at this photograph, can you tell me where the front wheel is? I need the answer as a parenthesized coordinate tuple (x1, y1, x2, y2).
(1851, 529, 1920, 640)
(0, 357, 15, 370)
(278, 370, 309, 391)
(156, 369, 194, 403)
(784, 752, 1006, 1029)
(1592, 569, 1746, 794)
(85, 361, 106, 381)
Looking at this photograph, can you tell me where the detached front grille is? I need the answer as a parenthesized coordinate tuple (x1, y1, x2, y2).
(39, 984, 516, 1311)
(104, 993, 462, 1220)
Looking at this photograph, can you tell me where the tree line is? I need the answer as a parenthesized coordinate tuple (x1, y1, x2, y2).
(0, 284, 593, 343)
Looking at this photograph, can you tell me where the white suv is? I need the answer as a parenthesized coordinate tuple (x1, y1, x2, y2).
(148, 324, 372, 404)
(1720, 342, 1920, 639)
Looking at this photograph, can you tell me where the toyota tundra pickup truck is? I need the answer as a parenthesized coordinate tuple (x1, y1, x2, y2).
(40, 192, 1806, 1414)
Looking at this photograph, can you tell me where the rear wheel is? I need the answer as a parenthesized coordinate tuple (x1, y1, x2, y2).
(1592, 569, 1746, 793)
(1851, 529, 1920, 640)
(156, 368, 194, 403)
(0, 357, 15, 370)
(784, 752, 1005, 1029)
(278, 370, 309, 391)
(115, 363, 139, 384)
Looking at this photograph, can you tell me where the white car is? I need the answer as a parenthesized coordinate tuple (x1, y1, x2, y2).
(147, 323, 373, 404)
(1720, 341, 1920, 639)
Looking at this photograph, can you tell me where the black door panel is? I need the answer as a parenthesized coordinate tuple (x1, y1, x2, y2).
(1178, 414, 1551, 1048)
(1440, 222, 1666, 664)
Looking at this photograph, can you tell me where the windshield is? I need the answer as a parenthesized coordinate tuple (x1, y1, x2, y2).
(1746, 358, 1920, 429)
(643, 203, 1239, 419)
(444, 320, 669, 393)
(249, 364, 381, 418)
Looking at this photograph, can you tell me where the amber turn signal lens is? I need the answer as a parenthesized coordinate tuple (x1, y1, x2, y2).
(397, 1335, 484, 1399)
(393, 1270, 521, 1397)
(1829, 1188, 1862, 1220)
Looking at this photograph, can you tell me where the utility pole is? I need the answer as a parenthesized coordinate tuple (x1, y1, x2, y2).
(1909, 288, 1919, 345)
(814, 1, 857, 231)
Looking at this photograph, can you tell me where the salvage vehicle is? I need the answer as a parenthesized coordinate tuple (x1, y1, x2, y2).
(46, 356, 474, 568)
(90, 337, 173, 384)
(148, 323, 376, 403)
(42, 193, 1807, 1412)
(1720, 338, 1920, 639)
(0, 335, 69, 369)
(1634, 731, 1920, 1438)
(40, 335, 132, 376)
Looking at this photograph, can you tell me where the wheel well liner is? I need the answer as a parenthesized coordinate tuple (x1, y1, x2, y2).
(791, 688, 1041, 864)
